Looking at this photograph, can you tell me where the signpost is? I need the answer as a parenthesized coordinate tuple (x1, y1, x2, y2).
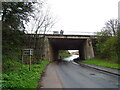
(22, 49, 33, 71)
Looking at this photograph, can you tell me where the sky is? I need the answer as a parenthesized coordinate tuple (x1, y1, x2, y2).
(46, 0, 119, 52)
(47, 0, 119, 35)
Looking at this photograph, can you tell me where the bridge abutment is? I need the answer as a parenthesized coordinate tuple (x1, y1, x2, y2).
(80, 39, 94, 60)
(44, 37, 59, 61)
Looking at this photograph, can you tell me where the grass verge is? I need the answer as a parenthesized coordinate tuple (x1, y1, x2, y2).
(59, 50, 71, 58)
(82, 58, 119, 69)
(1, 60, 49, 88)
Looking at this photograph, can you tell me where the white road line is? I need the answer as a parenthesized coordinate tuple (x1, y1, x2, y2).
(72, 61, 79, 65)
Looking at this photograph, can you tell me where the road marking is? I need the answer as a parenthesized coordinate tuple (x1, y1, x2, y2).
(72, 61, 79, 65)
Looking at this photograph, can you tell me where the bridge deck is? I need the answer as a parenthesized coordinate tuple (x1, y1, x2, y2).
(28, 34, 97, 37)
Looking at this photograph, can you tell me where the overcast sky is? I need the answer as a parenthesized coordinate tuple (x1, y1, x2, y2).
(47, 0, 119, 34)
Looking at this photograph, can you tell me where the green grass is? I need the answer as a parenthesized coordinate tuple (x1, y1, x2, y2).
(59, 50, 71, 58)
(1, 60, 49, 88)
(82, 58, 119, 69)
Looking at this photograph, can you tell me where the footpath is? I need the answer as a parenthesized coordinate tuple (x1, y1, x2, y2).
(39, 62, 62, 88)
(75, 61, 120, 76)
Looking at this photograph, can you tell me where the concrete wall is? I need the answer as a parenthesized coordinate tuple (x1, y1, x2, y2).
(38, 36, 95, 61)
(47, 42, 59, 61)
(79, 39, 94, 60)
(44, 37, 59, 61)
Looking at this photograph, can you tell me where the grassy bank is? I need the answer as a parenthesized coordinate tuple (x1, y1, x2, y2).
(59, 50, 71, 58)
(1, 60, 49, 88)
(82, 58, 119, 69)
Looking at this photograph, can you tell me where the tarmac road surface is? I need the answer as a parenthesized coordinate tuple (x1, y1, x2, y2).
(56, 61, 119, 88)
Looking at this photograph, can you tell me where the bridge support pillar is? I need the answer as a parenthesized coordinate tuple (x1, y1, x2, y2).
(44, 37, 59, 61)
(79, 39, 94, 60)
(48, 43, 59, 61)
(84, 39, 94, 59)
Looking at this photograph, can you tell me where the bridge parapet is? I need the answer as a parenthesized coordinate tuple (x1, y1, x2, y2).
(47, 36, 97, 39)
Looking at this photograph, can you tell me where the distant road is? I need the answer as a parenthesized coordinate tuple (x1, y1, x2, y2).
(56, 62, 119, 88)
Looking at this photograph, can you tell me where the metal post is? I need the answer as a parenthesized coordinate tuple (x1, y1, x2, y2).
(22, 55, 23, 64)
(29, 55, 32, 71)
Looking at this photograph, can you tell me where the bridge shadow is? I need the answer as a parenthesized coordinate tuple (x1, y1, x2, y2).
(55, 59, 69, 65)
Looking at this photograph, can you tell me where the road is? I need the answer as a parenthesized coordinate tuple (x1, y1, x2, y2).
(55, 61, 119, 88)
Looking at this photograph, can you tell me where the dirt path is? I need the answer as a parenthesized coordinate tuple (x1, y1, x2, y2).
(40, 62, 62, 88)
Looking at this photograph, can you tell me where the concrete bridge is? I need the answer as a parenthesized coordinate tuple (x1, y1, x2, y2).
(26, 34, 97, 61)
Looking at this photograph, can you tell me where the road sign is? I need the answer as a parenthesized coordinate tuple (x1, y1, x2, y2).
(22, 49, 33, 56)
(22, 49, 33, 71)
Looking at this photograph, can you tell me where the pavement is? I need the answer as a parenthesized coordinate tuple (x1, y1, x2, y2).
(40, 62, 62, 88)
(75, 61, 120, 76)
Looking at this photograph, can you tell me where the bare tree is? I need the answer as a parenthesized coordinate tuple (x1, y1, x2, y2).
(101, 19, 118, 36)
(26, 1, 56, 59)
(27, 2, 56, 34)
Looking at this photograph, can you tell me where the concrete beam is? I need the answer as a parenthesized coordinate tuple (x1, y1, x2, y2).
(47, 36, 97, 39)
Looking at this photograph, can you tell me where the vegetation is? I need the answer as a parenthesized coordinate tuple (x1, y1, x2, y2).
(82, 58, 119, 69)
(59, 50, 71, 58)
(95, 19, 119, 63)
(96, 36, 118, 62)
(116, 26, 120, 61)
(2, 48, 49, 88)
(2, 60, 49, 88)
(82, 19, 120, 69)
(2, 2, 34, 55)
(1, 2, 51, 88)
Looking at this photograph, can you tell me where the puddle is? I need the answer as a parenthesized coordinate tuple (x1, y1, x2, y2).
(90, 73, 96, 75)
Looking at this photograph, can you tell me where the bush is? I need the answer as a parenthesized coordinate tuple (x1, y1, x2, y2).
(96, 36, 118, 62)
(2, 59, 21, 74)
(59, 50, 71, 58)
(2, 60, 49, 88)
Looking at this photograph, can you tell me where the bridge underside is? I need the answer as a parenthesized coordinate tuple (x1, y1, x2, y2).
(49, 38, 85, 50)
(46, 37, 94, 61)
